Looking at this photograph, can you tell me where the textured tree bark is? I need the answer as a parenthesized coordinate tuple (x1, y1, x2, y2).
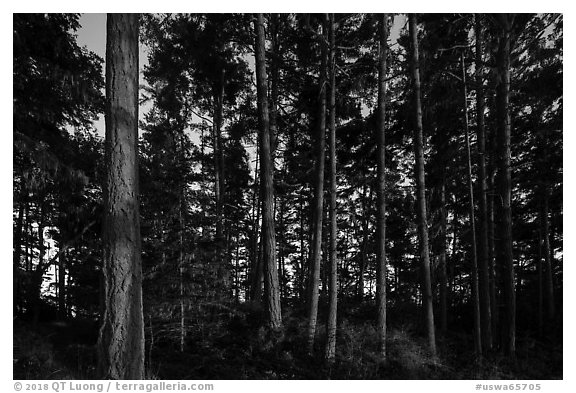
(98, 13, 145, 380)
(462, 53, 482, 357)
(325, 13, 338, 363)
(254, 13, 282, 329)
(375, 13, 389, 360)
(307, 15, 328, 354)
(494, 13, 516, 359)
(409, 14, 437, 357)
(474, 14, 493, 352)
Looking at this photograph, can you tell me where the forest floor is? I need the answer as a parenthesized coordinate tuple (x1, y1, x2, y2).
(13, 302, 562, 380)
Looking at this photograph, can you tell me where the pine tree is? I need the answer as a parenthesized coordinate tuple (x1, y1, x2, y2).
(97, 13, 145, 379)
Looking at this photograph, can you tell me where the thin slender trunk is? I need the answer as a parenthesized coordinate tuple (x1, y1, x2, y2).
(250, 142, 263, 304)
(358, 182, 372, 300)
(235, 233, 241, 303)
(439, 181, 448, 334)
(212, 68, 227, 297)
(475, 14, 493, 352)
(375, 13, 389, 360)
(58, 248, 66, 318)
(307, 16, 328, 353)
(269, 13, 280, 156)
(487, 116, 499, 345)
(14, 199, 24, 268)
(494, 13, 516, 358)
(14, 199, 24, 315)
(97, 13, 144, 379)
(278, 196, 286, 301)
(462, 53, 482, 357)
(25, 202, 32, 273)
(31, 204, 45, 325)
(537, 231, 543, 335)
(255, 13, 282, 329)
(541, 186, 555, 320)
(409, 14, 436, 357)
(179, 191, 185, 353)
(299, 195, 306, 301)
(326, 13, 338, 362)
(213, 72, 225, 245)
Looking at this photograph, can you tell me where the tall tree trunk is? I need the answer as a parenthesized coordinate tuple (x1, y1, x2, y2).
(213, 72, 225, 245)
(299, 194, 307, 301)
(475, 14, 493, 352)
(250, 142, 263, 304)
(31, 203, 45, 325)
(14, 199, 24, 269)
(537, 231, 543, 336)
(278, 195, 286, 301)
(269, 13, 280, 156)
(462, 53, 482, 357)
(541, 184, 555, 320)
(326, 13, 338, 363)
(235, 233, 241, 303)
(375, 13, 389, 360)
(97, 13, 145, 379)
(14, 199, 24, 315)
(212, 68, 227, 296)
(409, 14, 437, 357)
(307, 15, 328, 353)
(494, 13, 516, 358)
(487, 111, 499, 345)
(179, 191, 186, 353)
(439, 181, 448, 334)
(58, 248, 66, 318)
(254, 13, 282, 329)
(25, 202, 32, 273)
(358, 182, 372, 299)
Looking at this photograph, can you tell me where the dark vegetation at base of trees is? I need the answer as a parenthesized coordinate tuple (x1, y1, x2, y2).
(13, 301, 562, 380)
(13, 13, 563, 379)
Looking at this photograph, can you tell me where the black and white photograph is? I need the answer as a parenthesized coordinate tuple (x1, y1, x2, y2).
(11, 6, 565, 383)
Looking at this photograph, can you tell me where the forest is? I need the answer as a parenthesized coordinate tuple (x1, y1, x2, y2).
(13, 13, 562, 380)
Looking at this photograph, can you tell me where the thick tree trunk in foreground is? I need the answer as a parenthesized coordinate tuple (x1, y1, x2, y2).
(98, 13, 145, 380)
(409, 14, 437, 357)
(494, 13, 516, 359)
(325, 13, 338, 362)
(375, 13, 389, 360)
(462, 53, 482, 357)
(475, 14, 493, 352)
(307, 15, 328, 354)
(254, 13, 282, 329)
